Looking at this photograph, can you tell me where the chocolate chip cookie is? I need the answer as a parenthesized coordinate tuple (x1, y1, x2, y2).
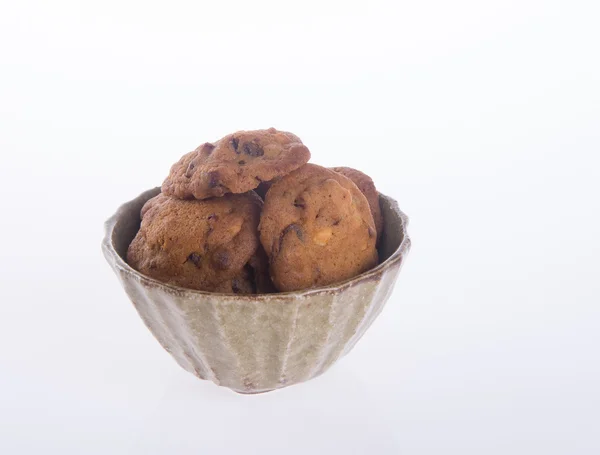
(259, 164, 378, 292)
(127, 192, 262, 293)
(162, 128, 310, 200)
(331, 167, 383, 244)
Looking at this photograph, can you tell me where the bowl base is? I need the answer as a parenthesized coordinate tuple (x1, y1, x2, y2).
(234, 388, 277, 395)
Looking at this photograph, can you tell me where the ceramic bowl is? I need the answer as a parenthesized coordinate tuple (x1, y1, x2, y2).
(102, 187, 411, 394)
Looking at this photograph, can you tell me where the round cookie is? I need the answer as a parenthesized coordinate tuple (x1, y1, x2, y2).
(259, 164, 378, 292)
(331, 167, 383, 244)
(127, 192, 262, 293)
(162, 128, 310, 200)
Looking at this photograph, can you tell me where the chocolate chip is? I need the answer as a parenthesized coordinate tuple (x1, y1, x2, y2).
(272, 223, 305, 262)
(238, 160, 246, 165)
(243, 142, 264, 157)
(333, 219, 341, 226)
(207, 171, 220, 188)
(185, 161, 196, 178)
(293, 198, 305, 209)
(212, 251, 231, 270)
(187, 252, 202, 267)
(282, 223, 304, 242)
(231, 137, 239, 153)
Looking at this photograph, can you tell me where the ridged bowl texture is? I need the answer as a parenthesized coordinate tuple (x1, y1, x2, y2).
(102, 188, 411, 393)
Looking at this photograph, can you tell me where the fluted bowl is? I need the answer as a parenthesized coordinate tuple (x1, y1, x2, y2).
(102, 187, 411, 394)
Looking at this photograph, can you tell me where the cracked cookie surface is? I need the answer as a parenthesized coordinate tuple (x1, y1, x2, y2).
(259, 164, 378, 292)
(162, 128, 310, 200)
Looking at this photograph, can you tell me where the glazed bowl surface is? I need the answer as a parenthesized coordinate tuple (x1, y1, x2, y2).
(102, 187, 411, 393)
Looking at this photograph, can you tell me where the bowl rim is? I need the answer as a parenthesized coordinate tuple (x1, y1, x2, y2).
(102, 187, 411, 299)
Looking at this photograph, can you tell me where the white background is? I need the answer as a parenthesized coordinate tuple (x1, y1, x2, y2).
(1, 1, 599, 454)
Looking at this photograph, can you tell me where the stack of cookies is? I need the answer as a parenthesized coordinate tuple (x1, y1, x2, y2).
(127, 128, 382, 293)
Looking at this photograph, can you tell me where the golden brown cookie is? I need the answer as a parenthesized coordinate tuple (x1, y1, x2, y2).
(331, 167, 383, 244)
(162, 128, 310, 200)
(259, 164, 378, 292)
(127, 192, 262, 293)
